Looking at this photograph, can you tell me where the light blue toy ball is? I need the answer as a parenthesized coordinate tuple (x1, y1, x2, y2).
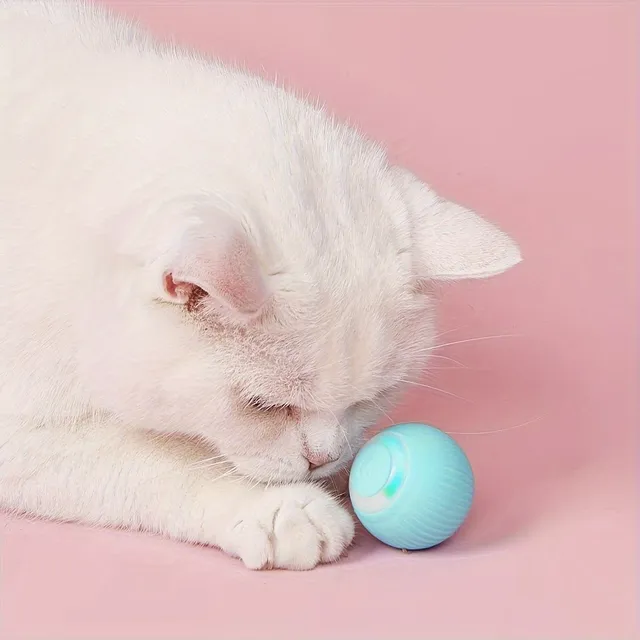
(349, 423, 474, 550)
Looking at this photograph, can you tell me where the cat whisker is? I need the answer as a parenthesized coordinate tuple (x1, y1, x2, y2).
(188, 454, 230, 471)
(446, 415, 543, 436)
(428, 365, 468, 370)
(426, 353, 468, 368)
(421, 333, 522, 354)
(211, 468, 238, 483)
(369, 397, 393, 424)
(397, 379, 471, 402)
(247, 475, 266, 492)
(428, 326, 464, 342)
(190, 460, 233, 472)
(333, 417, 354, 458)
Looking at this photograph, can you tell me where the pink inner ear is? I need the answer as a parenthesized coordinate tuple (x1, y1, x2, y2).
(164, 215, 268, 318)
(163, 272, 194, 304)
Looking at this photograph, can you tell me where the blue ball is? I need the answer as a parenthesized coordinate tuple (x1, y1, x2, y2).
(349, 423, 474, 550)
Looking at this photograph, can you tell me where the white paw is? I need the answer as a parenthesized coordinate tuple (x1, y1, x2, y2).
(226, 483, 355, 570)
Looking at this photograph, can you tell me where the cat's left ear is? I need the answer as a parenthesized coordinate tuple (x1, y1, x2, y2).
(393, 167, 522, 280)
(155, 208, 269, 322)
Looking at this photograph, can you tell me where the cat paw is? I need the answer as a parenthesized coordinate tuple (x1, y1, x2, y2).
(226, 483, 355, 570)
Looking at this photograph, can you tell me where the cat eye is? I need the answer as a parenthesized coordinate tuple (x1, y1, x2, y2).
(246, 396, 297, 417)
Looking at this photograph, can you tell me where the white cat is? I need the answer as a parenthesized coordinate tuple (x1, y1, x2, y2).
(0, 0, 520, 570)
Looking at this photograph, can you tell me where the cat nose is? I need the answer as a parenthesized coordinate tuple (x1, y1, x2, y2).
(304, 451, 338, 470)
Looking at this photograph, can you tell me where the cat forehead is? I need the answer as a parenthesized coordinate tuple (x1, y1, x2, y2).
(262, 171, 412, 286)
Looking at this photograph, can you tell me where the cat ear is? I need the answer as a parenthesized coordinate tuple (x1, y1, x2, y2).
(158, 210, 268, 320)
(393, 167, 521, 280)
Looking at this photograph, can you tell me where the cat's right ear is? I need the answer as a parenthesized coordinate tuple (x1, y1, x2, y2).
(392, 167, 521, 282)
(154, 210, 269, 323)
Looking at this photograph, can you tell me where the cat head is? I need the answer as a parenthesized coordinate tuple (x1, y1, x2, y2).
(91, 97, 520, 484)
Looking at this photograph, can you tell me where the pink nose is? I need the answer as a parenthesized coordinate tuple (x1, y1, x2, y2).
(304, 451, 338, 470)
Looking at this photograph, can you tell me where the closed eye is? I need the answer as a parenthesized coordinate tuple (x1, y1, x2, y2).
(246, 395, 298, 417)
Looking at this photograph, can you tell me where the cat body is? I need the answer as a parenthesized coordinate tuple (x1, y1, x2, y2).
(0, 0, 520, 569)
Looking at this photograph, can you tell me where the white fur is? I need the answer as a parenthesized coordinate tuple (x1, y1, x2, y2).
(0, 0, 521, 569)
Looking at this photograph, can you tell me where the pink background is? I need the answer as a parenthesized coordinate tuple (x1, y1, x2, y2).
(1, 1, 637, 638)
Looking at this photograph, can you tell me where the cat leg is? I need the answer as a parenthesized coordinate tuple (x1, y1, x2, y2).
(0, 419, 355, 569)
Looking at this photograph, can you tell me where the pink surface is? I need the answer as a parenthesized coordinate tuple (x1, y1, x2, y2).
(1, 1, 637, 638)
